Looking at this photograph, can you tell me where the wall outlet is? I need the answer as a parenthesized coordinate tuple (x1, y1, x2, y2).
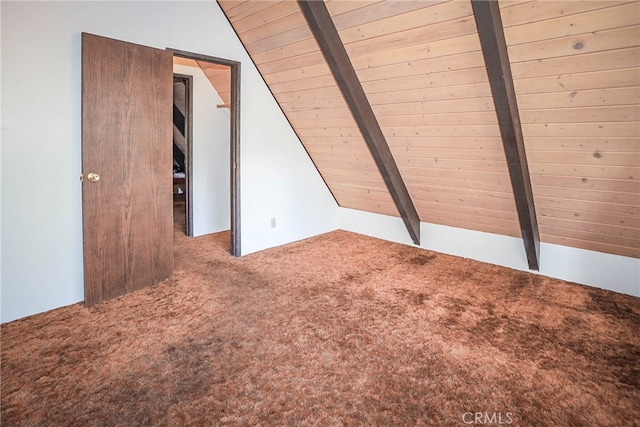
(270, 217, 276, 228)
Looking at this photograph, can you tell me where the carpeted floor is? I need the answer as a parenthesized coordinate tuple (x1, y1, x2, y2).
(1, 204, 639, 426)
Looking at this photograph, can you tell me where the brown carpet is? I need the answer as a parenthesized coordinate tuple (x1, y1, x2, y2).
(1, 208, 639, 426)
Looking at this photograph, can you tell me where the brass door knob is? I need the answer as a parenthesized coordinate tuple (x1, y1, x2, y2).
(87, 173, 100, 182)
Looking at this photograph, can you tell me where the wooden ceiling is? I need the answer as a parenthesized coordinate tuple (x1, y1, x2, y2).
(217, 0, 640, 260)
(197, 60, 232, 107)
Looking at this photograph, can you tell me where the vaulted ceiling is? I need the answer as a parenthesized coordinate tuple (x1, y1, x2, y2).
(217, 0, 640, 262)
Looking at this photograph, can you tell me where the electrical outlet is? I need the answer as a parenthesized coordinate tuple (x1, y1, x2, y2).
(270, 217, 276, 228)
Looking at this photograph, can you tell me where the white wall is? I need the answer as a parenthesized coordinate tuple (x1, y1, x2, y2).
(173, 58, 231, 237)
(0, 1, 338, 323)
(340, 208, 640, 297)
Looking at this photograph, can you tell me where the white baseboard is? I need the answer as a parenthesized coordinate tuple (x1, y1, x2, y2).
(339, 207, 640, 297)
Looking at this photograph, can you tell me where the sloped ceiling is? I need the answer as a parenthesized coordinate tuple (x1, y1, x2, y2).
(217, 0, 640, 260)
(197, 61, 232, 107)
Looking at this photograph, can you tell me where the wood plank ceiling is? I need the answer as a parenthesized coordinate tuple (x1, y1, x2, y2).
(217, 0, 640, 260)
(197, 61, 232, 107)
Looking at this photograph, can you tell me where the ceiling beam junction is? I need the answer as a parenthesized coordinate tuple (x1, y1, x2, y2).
(298, 0, 421, 245)
(471, 0, 540, 270)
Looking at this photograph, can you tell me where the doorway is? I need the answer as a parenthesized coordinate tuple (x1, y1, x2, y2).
(170, 50, 241, 256)
(172, 74, 192, 236)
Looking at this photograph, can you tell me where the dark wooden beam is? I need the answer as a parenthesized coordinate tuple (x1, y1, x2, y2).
(471, 0, 540, 270)
(297, 0, 420, 245)
(173, 103, 185, 136)
(172, 104, 186, 171)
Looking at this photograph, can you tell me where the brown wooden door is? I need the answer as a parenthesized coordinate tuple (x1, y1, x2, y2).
(82, 33, 173, 306)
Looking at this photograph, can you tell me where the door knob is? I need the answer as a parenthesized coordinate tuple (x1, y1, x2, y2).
(87, 173, 100, 182)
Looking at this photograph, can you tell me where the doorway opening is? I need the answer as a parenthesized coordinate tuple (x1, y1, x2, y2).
(172, 74, 192, 237)
(170, 50, 241, 256)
